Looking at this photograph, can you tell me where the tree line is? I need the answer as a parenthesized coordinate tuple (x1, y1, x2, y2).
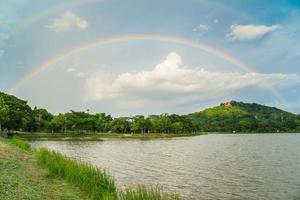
(1, 92, 300, 134)
(0, 92, 198, 134)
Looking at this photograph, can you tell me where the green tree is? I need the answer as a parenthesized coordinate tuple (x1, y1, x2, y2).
(51, 114, 67, 133)
(110, 117, 131, 133)
(95, 113, 112, 132)
(131, 115, 149, 134)
(148, 115, 161, 133)
(160, 114, 172, 133)
(33, 107, 54, 132)
(0, 92, 35, 131)
(0, 96, 9, 132)
(171, 122, 183, 133)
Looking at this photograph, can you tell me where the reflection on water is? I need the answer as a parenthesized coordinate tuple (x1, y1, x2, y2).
(30, 134, 300, 200)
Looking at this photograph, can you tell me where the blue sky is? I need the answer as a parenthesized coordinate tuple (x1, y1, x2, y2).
(0, 0, 300, 115)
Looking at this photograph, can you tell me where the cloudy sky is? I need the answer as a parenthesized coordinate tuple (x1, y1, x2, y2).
(0, 0, 300, 115)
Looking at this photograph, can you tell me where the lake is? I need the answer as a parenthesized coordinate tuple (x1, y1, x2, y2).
(30, 134, 300, 200)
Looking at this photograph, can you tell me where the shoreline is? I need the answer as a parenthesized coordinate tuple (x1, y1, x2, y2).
(15, 132, 300, 141)
(0, 136, 181, 200)
(16, 132, 206, 141)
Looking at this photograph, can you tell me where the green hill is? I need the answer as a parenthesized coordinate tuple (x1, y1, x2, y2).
(0, 92, 300, 134)
(188, 101, 300, 133)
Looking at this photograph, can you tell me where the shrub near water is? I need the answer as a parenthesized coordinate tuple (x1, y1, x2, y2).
(36, 148, 182, 200)
(36, 148, 117, 200)
(9, 137, 182, 200)
(119, 185, 181, 200)
(10, 136, 31, 151)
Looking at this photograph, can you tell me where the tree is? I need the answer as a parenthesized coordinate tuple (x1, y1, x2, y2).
(95, 113, 112, 132)
(0, 96, 9, 132)
(160, 114, 172, 133)
(0, 92, 35, 131)
(33, 107, 54, 132)
(110, 117, 131, 133)
(51, 114, 67, 133)
(131, 115, 149, 134)
(148, 115, 162, 133)
(171, 122, 183, 133)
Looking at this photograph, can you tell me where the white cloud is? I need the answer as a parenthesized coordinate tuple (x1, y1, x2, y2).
(65, 67, 85, 78)
(84, 52, 300, 104)
(227, 24, 281, 41)
(66, 67, 75, 72)
(48, 11, 88, 32)
(193, 24, 211, 33)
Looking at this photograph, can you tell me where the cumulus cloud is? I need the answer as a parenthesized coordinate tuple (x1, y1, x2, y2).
(227, 24, 281, 41)
(47, 11, 88, 32)
(84, 52, 300, 105)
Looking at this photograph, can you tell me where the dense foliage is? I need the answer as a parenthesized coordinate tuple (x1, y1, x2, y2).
(188, 101, 300, 133)
(0, 92, 299, 133)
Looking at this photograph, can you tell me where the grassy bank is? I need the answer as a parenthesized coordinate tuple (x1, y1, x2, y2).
(36, 148, 117, 200)
(0, 137, 88, 200)
(17, 132, 205, 141)
(1, 137, 181, 200)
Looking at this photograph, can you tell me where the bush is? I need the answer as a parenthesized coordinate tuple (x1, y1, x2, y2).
(119, 185, 181, 200)
(10, 136, 31, 151)
(36, 148, 117, 200)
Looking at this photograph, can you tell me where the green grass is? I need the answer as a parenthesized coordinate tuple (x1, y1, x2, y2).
(36, 148, 117, 200)
(0, 138, 88, 200)
(119, 185, 180, 200)
(10, 136, 31, 151)
(2, 137, 182, 200)
(201, 105, 250, 117)
(36, 148, 181, 200)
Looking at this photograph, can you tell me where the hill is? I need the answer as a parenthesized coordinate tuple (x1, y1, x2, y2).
(187, 101, 300, 133)
(0, 92, 300, 133)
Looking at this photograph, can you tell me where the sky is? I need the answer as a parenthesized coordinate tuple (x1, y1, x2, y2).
(0, 0, 300, 116)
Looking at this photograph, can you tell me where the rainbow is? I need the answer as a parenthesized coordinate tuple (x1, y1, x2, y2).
(7, 34, 284, 102)
(10, 0, 284, 103)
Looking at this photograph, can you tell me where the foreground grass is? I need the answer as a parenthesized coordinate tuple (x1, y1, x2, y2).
(1, 137, 181, 200)
(0, 137, 88, 200)
(18, 132, 205, 141)
(36, 148, 117, 200)
(10, 136, 31, 151)
(119, 185, 180, 200)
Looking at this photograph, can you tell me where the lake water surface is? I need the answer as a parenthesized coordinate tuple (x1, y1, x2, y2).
(30, 134, 300, 200)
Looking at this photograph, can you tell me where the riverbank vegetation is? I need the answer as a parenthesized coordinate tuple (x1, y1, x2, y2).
(37, 148, 117, 199)
(0, 137, 88, 200)
(18, 132, 204, 141)
(1, 137, 181, 200)
(1, 92, 300, 135)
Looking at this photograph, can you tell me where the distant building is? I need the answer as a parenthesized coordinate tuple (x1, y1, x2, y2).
(221, 101, 233, 108)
